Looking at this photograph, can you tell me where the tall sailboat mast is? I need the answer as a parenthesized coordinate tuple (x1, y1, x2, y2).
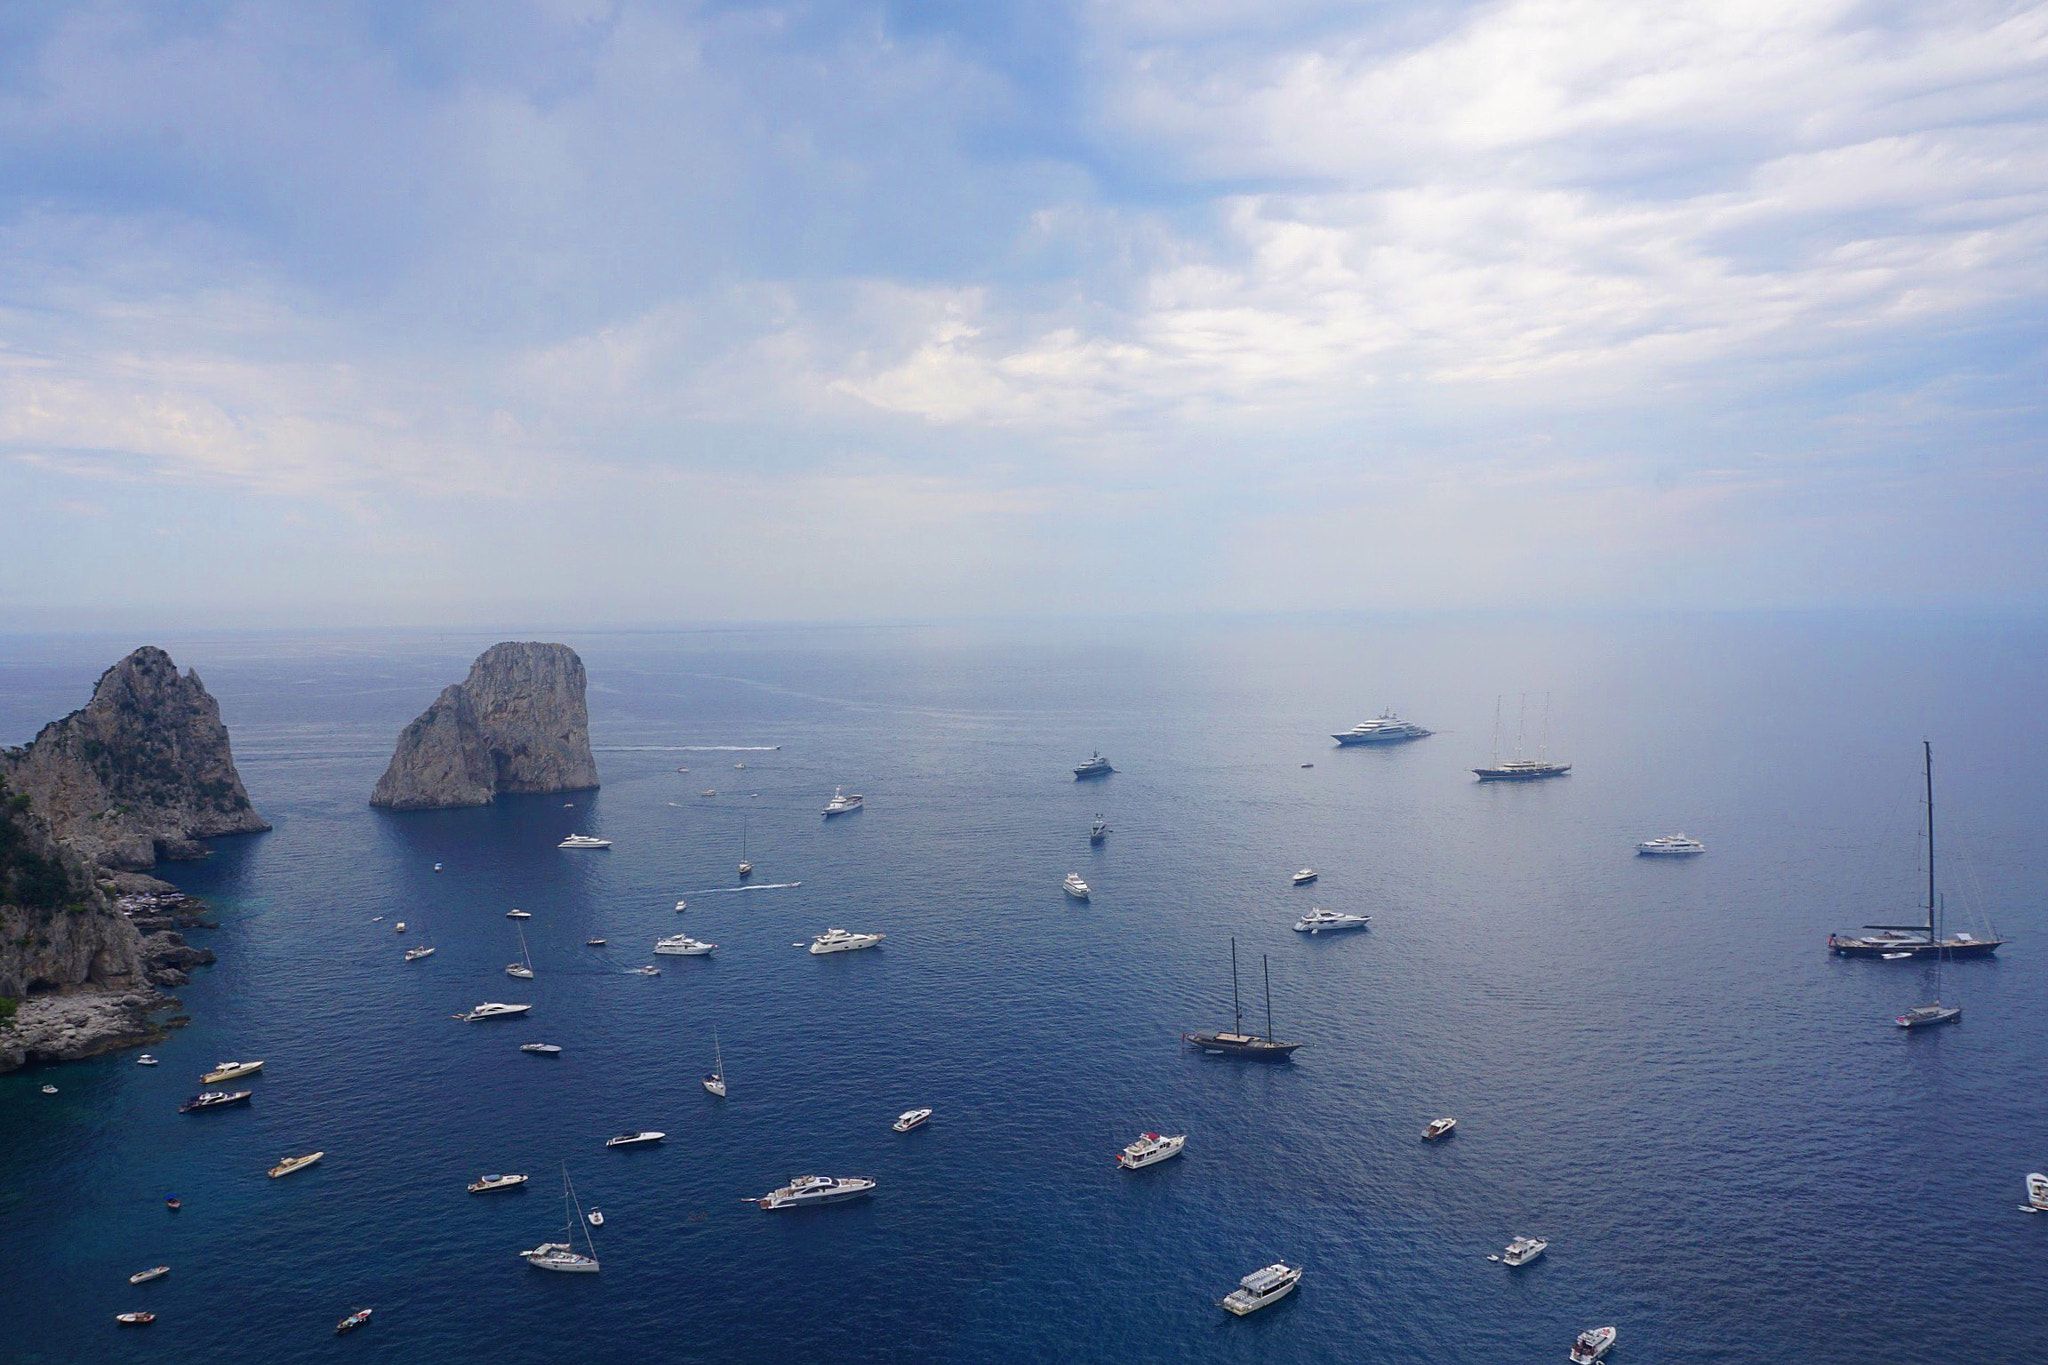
(1230, 937, 1243, 1034)
(1924, 739, 1936, 937)
(1263, 955, 1274, 1041)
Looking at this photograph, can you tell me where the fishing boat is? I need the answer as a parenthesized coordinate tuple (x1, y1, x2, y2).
(704, 1031, 727, 1098)
(1473, 694, 1571, 781)
(1220, 1263, 1300, 1316)
(522, 1166, 601, 1272)
(335, 1308, 373, 1335)
(1830, 742, 2001, 960)
(469, 1173, 529, 1193)
(178, 1090, 252, 1113)
(202, 1060, 264, 1084)
(1117, 1132, 1186, 1170)
(892, 1108, 933, 1133)
(116, 1312, 156, 1327)
(1569, 1326, 1617, 1363)
(1423, 1117, 1457, 1141)
(128, 1266, 169, 1285)
(268, 1151, 323, 1178)
(1183, 939, 1303, 1059)
(506, 925, 535, 979)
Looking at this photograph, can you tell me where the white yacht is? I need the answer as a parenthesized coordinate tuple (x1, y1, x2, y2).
(1333, 711, 1433, 745)
(267, 1151, 324, 1179)
(1293, 909, 1370, 934)
(523, 1168, 600, 1273)
(1062, 872, 1091, 900)
(393, 921, 406, 933)
(469, 1173, 528, 1193)
(506, 908, 532, 919)
(604, 1131, 666, 1149)
(202, 1060, 265, 1084)
(1637, 834, 1705, 856)
(2024, 1172, 2048, 1213)
(629, 964, 661, 975)
(1073, 752, 1114, 779)
(822, 788, 865, 816)
(404, 945, 436, 961)
(128, 1265, 170, 1284)
(654, 933, 716, 956)
(458, 1002, 532, 1022)
(1117, 1132, 1186, 1170)
(1220, 1263, 1301, 1316)
(558, 834, 612, 849)
(1290, 869, 1318, 886)
(892, 1108, 933, 1133)
(1503, 1235, 1547, 1266)
(704, 1031, 726, 1098)
(1569, 1326, 1617, 1363)
(1090, 815, 1110, 843)
(520, 1043, 562, 1055)
(136, 1055, 158, 1066)
(807, 928, 883, 954)
(1422, 1117, 1457, 1141)
(674, 899, 689, 913)
(754, 1174, 877, 1209)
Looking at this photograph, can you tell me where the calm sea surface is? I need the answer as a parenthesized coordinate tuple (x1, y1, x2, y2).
(2, 615, 2045, 1363)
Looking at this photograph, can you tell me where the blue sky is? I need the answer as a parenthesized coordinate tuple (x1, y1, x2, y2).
(1, 0, 2044, 627)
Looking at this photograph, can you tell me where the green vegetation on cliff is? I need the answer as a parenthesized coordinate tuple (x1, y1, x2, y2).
(0, 778, 75, 911)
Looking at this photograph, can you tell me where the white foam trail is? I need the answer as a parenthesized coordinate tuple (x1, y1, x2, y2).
(593, 745, 782, 752)
(682, 881, 803, 894)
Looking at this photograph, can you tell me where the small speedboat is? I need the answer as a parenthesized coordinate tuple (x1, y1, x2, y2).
(506, 908, 532, 919)
(41, 1084, 56, 1094)
(116, 1312, 156, 1326)
(1062, 872, 1091, 901)
(520, 1042, 563, 1055)
(1569, 1326, 1617, 1363)
(586, 938, 607, 946)
(892, 1108, 933, 1133)
(137, 1054, 159, 1066)
(1117, 1132, 1186, 1170)
(1220, 1262, 1301, 1316)
(268, 1151, 324, 1178)
(1291, 868, 1318, 886)
(587, 1208, 604, 1226)
(606, 1131, 666, 1149)
(630, 964, 661, 976)
(129, 1266, 170, 1285)
(432, 862, 442, 871)
(468, 1173, 529, 1193)
(164, 1196, 181, 1210)
(1423, 1117, 1457, 1141)
(335, 1308, 373, 1335)
(1503, 1235, 1547, 1267)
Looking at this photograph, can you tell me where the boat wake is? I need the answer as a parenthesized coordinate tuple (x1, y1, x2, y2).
(683, 881, 804, 894)
(595, 745, 783, 752)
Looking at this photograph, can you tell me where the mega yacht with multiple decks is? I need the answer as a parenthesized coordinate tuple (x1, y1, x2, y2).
(1293, 909, 1370, 934)
(1332, 711, 1432, 745)
(807, 928, 883, 954)
(1637, 834, 1705, 855)
(822, 788, 865, 816)
(558, 834, 612, 849)
(1073, 752, 1114, 779)
(754, 1174, 877, 1209)
(654, 933, 717, 956)
(1117, 1132, 1186, 1170)
(1062, 872, 1091, 900)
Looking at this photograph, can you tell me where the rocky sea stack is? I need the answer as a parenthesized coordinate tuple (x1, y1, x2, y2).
(371, 642, 600, 810)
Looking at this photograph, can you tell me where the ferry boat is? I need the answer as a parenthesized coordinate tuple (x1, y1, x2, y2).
(1502, 1235, 1547, 1266)
(268, 1151, 323, 1179)
(1569, 1326, 1617, 1363)
(822, 787, 865, 816)
(202, 1060, 264, 1084)
(1830, 743, 2001, 960)
(129, 1266, 170, 1285)
(1290, 868, 1318, 886)
(458, 1002, 532, 1022)
(1332, 711, 1433, 745)
(1422, 1117, 1457, 1141)
(334, 1309, 373, 1335)
(1294, 909, 1370, 934)
(604, 1131, 666, 1149)
(1073, 751, 1114, 779)
(892, 1108, 933, 1133)
(558, 834, 612, 849)
(1220, 1263, 1300, 1316)
(1062, 872, 1091, 900)
(807, 928, 883, 954)
(1183, 940, 1303, 1060)
(754, 1174, 877, 1210)
(1637, 834, 1705, 855)
(178, 1090, 253, 1113)
(468, 1173, 529, 1193)
(1117, 1132, 1186, 1170)
(654, 933, 716, 956)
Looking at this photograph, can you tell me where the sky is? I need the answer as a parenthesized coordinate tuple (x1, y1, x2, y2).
(1, 0, 2045, 628)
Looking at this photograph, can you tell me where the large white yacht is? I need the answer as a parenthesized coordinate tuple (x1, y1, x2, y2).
(201, 1060, 265, 1084)
(1333, 711, 1433, 745)
(1062, 872, 1091, 900)
(753, 1174, 877, 1210)
(1569, 1326, 1617, 1363)
(1636, 834, 1705, 856)
(807, 928, 883, 954)
(1073, 751, 1114, 779)
(459, 1002, 532, 1022)
(654, 933, 716, 956)
(558, 834, 612, 849)
(822, 788, 865, 816)
(470, 1173, 528, 1194)
(604, 1131, 666, 1149)
(1117, 1132, 1186, 1170)
(1502, 1235, 1547, 1266)
(1220, 1263, 1301, 1316)
(1293, 909, 1370, 934)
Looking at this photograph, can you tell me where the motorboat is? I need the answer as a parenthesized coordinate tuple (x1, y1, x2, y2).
(1220, 1263, 1301, 1316)
(587, 1208, 604, 1226)
(1294, 909, 1370, 934)
(458, 1002, 532, 1022)
(674, 899, 688, 912)
(822, 787, 865, 816)
(701, 789, 717, 797)
(1062, 872, 1091, 900)
(41, 1084, 56, 1094)
(654, 933, 717, 956)
(807, 928, 883, 954)
(1569, 1326, 1617, 1363)
(164, 1196, 181, 1210)
(605, 1131, 666, 1149)
(468, 1173, 529, 1193)
(335, 1309, 373, 1335)
(1291, 869, 1318, 886)
(558, 834, 612, 849)
(1117, 1132, 1186, 1170)
(433, 862, 442, 871)
(523, 1168, 601, 1273)
(892, 1108, 933, 1133)
(754, 1174, 877, 1209)
(393, 921, 406, 933)
(129, 1266, 170, 1285)
(404, 945, 436, 961)
(202, 1060, 264, 1084)
(2024, 1172, 2048, 1214)
(1073, 752, 1114, 779)
(1422, 1117, 1457, 1141)
(268, 1151, 324, 1179)
(1896, 1002, 1962, 1029)
(630, 964, 661, 975)
(117, 1312, 156, 1327)
(136, 1055, 158, 1066)
(521, 1043, 563, 1055)
(1183, 940, 1303, 1060)
(178, 1090, 252, 1113)
(1637, 833, 1705, 856)
(1090, 816, 1110, 843)
(1503, 1235, 1547, 1266)
(1333, 711, 1433, 745)
(506, 908, 532, 919)
(586, 937, 607, 946)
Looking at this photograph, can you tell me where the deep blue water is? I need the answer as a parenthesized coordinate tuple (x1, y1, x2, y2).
(3, 616, 2046, 1363)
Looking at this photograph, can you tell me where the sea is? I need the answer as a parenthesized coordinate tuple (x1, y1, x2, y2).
(2, 614, 2045, 1364)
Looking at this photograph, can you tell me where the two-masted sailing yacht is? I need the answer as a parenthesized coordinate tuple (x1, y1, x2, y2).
(1829, 742, 2001, 962)
(1183, 938, 1303, 1060)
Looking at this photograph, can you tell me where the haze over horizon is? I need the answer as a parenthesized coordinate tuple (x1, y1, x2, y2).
(3, 0, 2046, 629)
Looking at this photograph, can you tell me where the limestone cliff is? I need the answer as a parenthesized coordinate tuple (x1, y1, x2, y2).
(2, 646, 270, 870)
(371, 642, 600, 809)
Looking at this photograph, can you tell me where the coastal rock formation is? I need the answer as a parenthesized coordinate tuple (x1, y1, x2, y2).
(371, 642, 600, 810)
(2, 647, 269, 871)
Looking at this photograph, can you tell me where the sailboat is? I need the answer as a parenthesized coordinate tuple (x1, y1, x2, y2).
(1473, 692, 1570, 780)
(738, 818, 754, 879)
(1896, 894, 1962, 1029)
(507, 926, 535, 980)
(1831, 742, 2002, 960)
(1183, 939, 1303, 1059)
(522, 1165, 601, 1272)
(704, 1031, 726, 1098)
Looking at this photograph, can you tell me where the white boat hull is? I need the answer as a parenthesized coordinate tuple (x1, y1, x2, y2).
(1222, 1278, 1297, 1315)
